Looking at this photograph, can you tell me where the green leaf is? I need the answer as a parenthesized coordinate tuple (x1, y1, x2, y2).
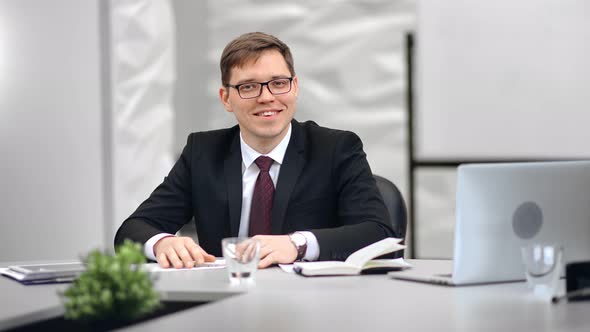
(61, 240, 160, 322)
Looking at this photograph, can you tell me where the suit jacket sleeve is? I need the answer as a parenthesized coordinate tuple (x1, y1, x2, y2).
(114, 134, 197, 248)
(310, 131, 396, 261)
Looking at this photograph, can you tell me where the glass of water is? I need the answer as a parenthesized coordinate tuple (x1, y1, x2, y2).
(521, 243, 564, 297)
(221, 237, 260, 285)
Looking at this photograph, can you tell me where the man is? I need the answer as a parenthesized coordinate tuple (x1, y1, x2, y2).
(115, 32, 399, 269)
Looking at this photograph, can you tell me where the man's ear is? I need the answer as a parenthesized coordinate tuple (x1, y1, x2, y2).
(219, 86, 233, 112)
(292, 76, 299, 98)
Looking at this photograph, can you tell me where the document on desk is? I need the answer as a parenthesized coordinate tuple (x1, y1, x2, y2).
(143, 259, 226, 272)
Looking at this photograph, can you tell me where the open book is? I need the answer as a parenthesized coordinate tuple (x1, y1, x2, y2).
(293, 238, 409, 276)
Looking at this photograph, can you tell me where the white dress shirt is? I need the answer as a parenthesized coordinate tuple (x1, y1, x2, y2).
(144, 124, 320, 261)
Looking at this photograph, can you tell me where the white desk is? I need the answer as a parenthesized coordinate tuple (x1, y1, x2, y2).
(1, 260, 589, 331)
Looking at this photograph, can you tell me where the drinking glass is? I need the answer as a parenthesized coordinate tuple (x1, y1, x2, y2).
(221, 237, 260, 285)
(521, 243, 563, 297)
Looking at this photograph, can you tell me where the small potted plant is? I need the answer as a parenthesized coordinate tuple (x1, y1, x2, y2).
(61, 240, 160, 329)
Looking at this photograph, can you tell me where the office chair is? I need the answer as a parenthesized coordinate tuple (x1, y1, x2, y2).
(373, 174, 408, 258)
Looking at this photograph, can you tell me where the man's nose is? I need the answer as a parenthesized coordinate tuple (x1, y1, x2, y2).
(257, 84, 275, 102)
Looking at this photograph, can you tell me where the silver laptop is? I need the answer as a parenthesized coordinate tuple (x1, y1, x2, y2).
(392, 160, 590, 286)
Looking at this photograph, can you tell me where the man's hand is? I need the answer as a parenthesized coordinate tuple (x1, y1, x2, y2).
(253, 235, 298, 269)
(153, 236, 215, 269)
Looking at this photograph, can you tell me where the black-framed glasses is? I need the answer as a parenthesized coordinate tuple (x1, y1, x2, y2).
(227, 77, 293, 99)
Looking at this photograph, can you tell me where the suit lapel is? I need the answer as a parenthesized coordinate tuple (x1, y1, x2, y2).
(224, 131, 242, 237)
(272, 120, 306, 234)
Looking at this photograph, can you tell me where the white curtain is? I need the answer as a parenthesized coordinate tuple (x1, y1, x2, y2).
(110, 0, 176, 233)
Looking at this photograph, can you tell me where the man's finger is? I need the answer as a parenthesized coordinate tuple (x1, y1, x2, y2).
(234, 240, 250, 259)
(258, 251, 275, 269)
(166, 248, 183, 269)
(200, 248, 216, 262)
(187, 244, 205, 265)
(157, 251, 170, 268)
(259, 245, 273, 259)
(177, 246, 195, 268)
(241, 241, 257, 263)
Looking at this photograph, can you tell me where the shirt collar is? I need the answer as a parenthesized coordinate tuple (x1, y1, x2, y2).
(240, 123, 292, 169)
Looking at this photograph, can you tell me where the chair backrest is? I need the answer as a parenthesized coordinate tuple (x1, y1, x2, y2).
(374, 174, 407, 258)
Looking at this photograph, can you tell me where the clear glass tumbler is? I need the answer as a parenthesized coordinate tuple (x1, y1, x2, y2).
(221, 237, 260, 285)
(521, 243, 563, 297)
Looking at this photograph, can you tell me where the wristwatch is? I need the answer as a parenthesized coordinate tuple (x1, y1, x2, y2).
(288, 232, 308, 261)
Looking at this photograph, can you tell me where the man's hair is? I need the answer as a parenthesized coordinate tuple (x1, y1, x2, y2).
(220, 32, 295, 86)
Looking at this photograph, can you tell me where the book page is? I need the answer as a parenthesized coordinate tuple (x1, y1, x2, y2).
(362, 258, 411, 270)
(294, 261, 354, 271)
(345, 238, 403, 269)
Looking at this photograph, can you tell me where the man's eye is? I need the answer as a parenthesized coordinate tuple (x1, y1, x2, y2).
(271, 80, 287, 88)
(239, 84, 258, 92)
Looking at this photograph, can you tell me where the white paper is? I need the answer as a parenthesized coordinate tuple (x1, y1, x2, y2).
(143, 259, 226, 272)
(278, 264, 295, 273)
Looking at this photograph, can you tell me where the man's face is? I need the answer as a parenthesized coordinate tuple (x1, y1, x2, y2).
(219, 50, 298, 150)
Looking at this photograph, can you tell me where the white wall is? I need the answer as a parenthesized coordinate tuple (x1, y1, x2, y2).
(417, 0, 590, 159)
(0, 0, 105, 261)
(415, 0, 590, 258)
(172, 1, 209, 150)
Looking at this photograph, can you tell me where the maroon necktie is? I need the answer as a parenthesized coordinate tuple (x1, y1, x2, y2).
(249, 156, 275, 236)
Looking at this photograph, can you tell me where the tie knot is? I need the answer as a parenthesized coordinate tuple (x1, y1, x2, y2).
(255, 156, 274, 172)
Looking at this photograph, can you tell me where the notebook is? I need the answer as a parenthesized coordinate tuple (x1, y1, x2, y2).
(1, 262, 85, 285)
(391, 160, 590, 286)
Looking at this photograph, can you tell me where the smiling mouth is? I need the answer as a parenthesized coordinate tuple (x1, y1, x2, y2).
(255, 110, 281, 117)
